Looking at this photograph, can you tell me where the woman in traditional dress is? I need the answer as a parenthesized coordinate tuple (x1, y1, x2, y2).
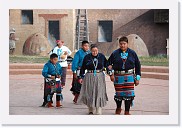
(78, 44, 108, 115)
(107, 36, 141, 115)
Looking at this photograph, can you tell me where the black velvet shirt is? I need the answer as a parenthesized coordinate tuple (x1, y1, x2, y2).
(80, 53, 107, 76)
(107, 48, 141, 76)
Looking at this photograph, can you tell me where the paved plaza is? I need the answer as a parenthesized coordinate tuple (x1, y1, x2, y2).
(9, 74, 169, 115)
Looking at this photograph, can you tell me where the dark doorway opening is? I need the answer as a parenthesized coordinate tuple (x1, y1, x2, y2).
(48, 20, 60, 48)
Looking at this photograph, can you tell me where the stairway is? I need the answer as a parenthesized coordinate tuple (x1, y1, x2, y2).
(9, 64, 169, 80)
(141, 66, 169, 80)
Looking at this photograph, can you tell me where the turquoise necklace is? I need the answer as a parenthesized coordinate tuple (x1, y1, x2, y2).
(91, 54, 99, 76)
(120, 52, 128, 69)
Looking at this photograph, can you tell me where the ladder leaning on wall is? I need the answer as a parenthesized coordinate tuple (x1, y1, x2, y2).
(75, 9, 90, 50)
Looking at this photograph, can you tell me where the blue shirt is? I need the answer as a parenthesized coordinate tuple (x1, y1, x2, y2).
(107, 48, 141, 76)
(42, 60, 62, 78)
(71, 48, 90, 72)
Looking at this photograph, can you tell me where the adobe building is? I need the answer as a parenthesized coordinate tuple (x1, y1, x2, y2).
(9, 9, 76, 56)
(9, 9, 169, 56)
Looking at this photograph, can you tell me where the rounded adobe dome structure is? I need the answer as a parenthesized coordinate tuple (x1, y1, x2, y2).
(23, 33, 52, 56)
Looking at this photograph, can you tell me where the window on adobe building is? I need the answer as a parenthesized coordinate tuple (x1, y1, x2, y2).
(154, 9, 169, 23)
(98, 20, 113, 42)
(21, 10, 33, 24)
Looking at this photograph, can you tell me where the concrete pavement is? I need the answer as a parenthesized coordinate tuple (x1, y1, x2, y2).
(9, 74, 169, 115)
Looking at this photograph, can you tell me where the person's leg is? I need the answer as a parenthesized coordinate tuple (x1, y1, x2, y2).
(41, 80, 47, 107)
(12, 48, 15, 55)
(41, 80, 53, 107)
(56, 93, 63, 107)
(56, 82, 63, 107)
(47, 94, 54, 108)
(88, 107, 94, 115)
(96, 107, 102, 115)
(73, 82, 81, 103)
(73, 93, 79, 104)
(115, 98, 122, 114)
(124, 100, 132, 115)
(61, 67, 67, 87)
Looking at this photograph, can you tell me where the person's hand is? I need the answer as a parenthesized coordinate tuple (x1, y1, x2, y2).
(110, 75, 115, 82)
(56, 75, 61, 78)
(64, 51, 68, 55)
(50, 76, 55, 79)
(78, 78, 83, 84)
(135, 80, 139, 86)
(108, 65, 112, 70)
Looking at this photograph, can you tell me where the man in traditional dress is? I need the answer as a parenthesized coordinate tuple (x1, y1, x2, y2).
(70, 41, 90, 103)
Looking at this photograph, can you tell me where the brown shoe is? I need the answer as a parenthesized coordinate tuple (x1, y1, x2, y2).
(47, 102, 54, 108)
(115, 108, 122, 115)
(124, 111, 131, 115)
(56, 101, 62, 108)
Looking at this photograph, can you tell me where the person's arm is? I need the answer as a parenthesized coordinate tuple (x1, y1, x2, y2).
(72, 52, 80, 82)
(55, 64, 62, 78)
(42, 64, 56, 79)
(64, 47, 72, 56)
(67, 47, 72, 56)
(80, 55, 87, 78)
(103, 55, 108, 69)
(49, 50, 53, 55)
(108, 52, 115, 67)
(42, 64, 50, 78)
(49, 47, 56, 55)
(71, 52, 79, 73)
(134, 52, 141, 76)
(107, 53, 115, 74)
(134, 52, 141, 86)
(107, 53, 115, 82)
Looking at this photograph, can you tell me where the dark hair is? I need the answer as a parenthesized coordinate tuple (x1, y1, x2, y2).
(90, 44, 98, 50)
(50, 53, 58, 59)
(119, 36, 128, 43)
(82, 40, 89, 45)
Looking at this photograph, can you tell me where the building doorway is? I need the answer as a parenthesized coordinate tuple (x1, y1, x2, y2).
(48, 20, 60, 48)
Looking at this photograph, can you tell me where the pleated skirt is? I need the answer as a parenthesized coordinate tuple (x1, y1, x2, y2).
(78, 72, 108, 108)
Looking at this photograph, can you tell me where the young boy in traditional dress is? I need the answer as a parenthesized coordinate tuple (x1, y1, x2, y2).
(42, 53, 63, 108)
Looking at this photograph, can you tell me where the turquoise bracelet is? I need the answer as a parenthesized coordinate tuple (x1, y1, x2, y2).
(136, 75, 141, 80)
